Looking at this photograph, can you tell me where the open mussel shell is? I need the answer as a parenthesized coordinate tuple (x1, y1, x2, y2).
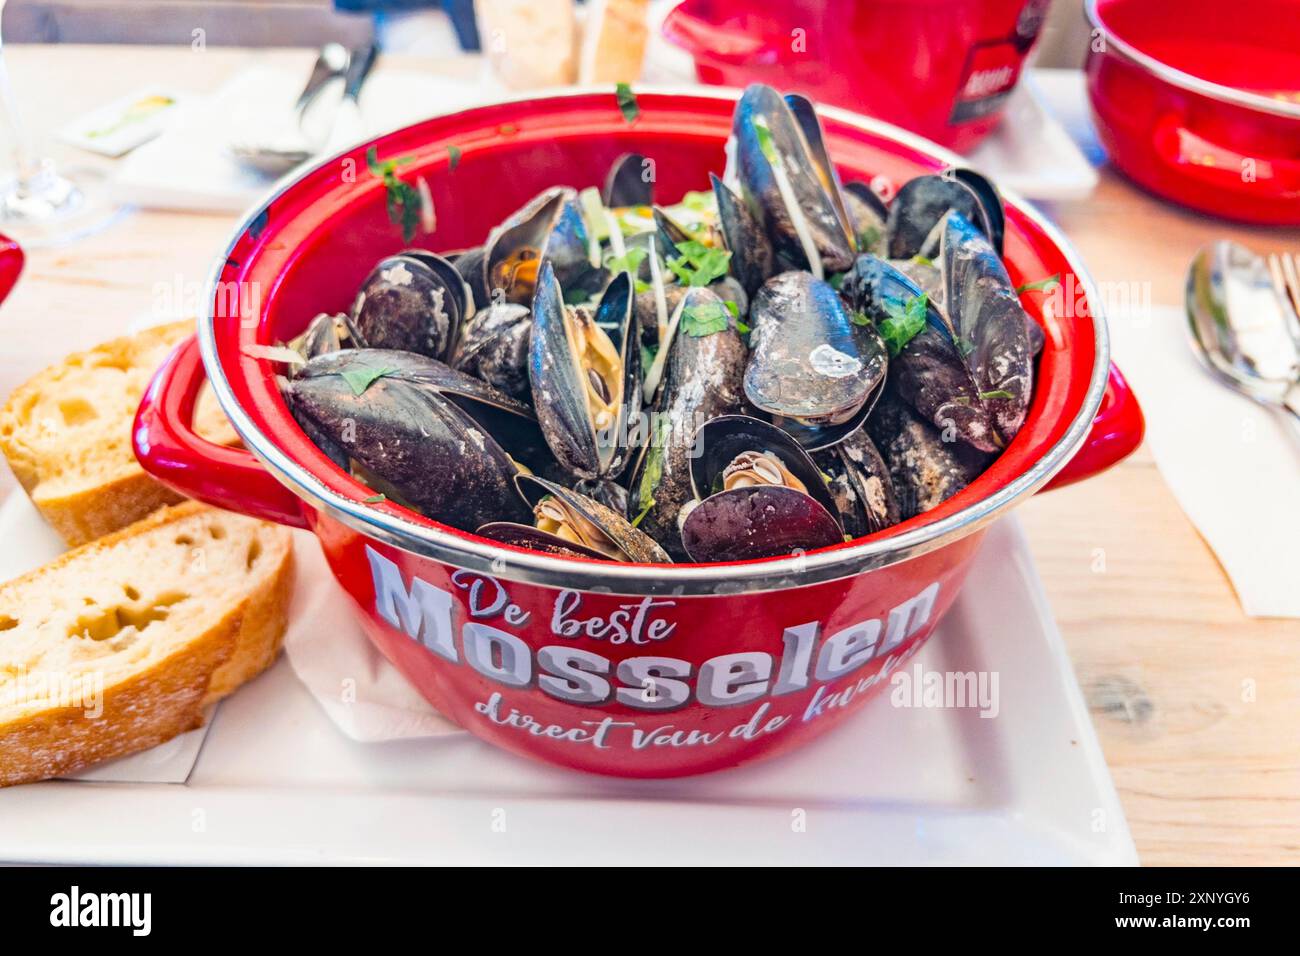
(784, 93, 857, 254)
(688, 414, 841, 527)
(744, 270, 887, 449)
(866, 386, 992, 520)
(478, 476, 671, 563)
(451, 245, 490, 310)
(529, 265, 640, 481)
(732, 84, 855, 276)
(885, 171, 1002, 260)
(952, 168, 1005, 256)
(350, 252, 470, 362)
(290, 311, 356, 364)
(840, 252, 998, 453)
(711, 172, 774, 299)
(842, 181, 889, 256)
(627, 286, 747, 560)
(939, 210, 1033, 444)
(814, 428, 900, 537)
(603, 152, 654, 208)
(449, 301, 531, 401)
(681, 485, 843, 563)
(484, 187, 597, 305)
(282, 350, 531, 532)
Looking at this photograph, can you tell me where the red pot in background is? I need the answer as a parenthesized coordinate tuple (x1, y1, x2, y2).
(662, 0, 1051, 152)
(1086, 0, 1300, 225)
(134, 90, 1142, 777)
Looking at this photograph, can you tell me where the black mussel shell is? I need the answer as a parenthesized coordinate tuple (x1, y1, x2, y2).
(841, 253, 998, 453)
(451, 245, 490, 309)
(351, 252, 469, 362)
(449, 302, 531, 401)
(530, 265, 640, 481)
(733, 84, 855, 276)
(885, 171, 1000, 260)
(291, 312, 356, 363)
(688, 414, 841, 529)
(842, 181, 889, 255)
(574, 477, 629, 515)
(627, 286, 747, 560)
(815, 428, 900, 537)
(479, 476, 671, 564)
(283, 353, 530, 532)
(653, 205, 694, 259)
(712, 172, 774, 298)
(484, 187, 597, 305)
(603, 153, 654, 208)
(866, 386, 992, 520)
(952, 168, 1005, 256)
(296, 348, 545, 466)
(680, 485, 843, 563)
(784, 93, 857, 254)
(939, 210, 1033, 445)
(744, 271, 887, 449)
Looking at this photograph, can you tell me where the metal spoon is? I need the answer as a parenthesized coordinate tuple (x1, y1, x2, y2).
(1186, 240, 1300, 425)
(228, 43, 349, 176)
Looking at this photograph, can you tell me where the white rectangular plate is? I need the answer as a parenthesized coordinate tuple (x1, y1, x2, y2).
(0, 514, 1135, 865)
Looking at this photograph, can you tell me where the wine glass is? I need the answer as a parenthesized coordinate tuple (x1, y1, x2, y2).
(0, 0, 117, 245)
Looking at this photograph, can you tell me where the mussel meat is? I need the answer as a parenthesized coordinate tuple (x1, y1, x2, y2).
(478, 476, 670, 563)
(680, 415, 843, 562)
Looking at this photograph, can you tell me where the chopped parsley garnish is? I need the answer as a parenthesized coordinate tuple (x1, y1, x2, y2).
(366, 147, 423, 243)
(1016, 273, 1061, 294)
(680, 300, 731, 337)
(679, 190, 714, 212)
(363, 493, 387, 504)
(857, 226, 882, 250)
(753, 117, 779, 165)
(340, 364, 398, 396)
(604, 246, 647, 277)
(911, 254, 934, 267)
(849, 309, 872, 327)
(636, 417, 671, 515)
(879, 293, 930, 357)
(615, 83, 639, 124)
(666, 240, 731, 287)
(447, 145, 462, 170)
(978, 389, 1014, 401)
(723, 300, 740, 317)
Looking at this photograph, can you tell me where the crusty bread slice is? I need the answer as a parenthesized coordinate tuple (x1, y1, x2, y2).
(578, 0, 649, 84)
(0, 320, 239, 546)
(0, 501, 294, 787)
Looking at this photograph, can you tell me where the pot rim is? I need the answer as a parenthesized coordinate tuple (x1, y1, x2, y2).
(1085, 0, 1300, 121)
(198, 84, 1110, 596)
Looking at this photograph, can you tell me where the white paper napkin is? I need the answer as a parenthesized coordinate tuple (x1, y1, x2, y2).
(1109, 305, 1300, 618)
(281, 532, 462, 740)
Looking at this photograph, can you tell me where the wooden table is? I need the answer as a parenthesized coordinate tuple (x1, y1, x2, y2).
(3, 45, 1298, 865)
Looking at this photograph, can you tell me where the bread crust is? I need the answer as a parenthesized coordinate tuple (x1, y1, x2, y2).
(0, 321, 239, 546)
(0, 502, 294, 786)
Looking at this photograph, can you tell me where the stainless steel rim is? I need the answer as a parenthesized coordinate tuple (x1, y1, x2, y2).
(1085, 0, 1300, 120)
(199, 84, 1112, 596)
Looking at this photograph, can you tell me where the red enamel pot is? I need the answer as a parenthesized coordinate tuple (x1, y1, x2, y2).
(662, 0, 1052, 152)
(1086, 0, 1300, 225)
(133, 90, 1142, 778)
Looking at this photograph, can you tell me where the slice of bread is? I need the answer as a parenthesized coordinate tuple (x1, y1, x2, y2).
(0, 320, 239, 546)
(0, 501, 294, 787)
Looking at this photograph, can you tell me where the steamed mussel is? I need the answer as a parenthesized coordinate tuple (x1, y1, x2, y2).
(277, 83, 1044, 566)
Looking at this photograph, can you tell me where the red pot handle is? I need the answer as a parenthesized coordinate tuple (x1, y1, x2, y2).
(0, 233, 25, 308)
(133, 334, 311, 529)
(1041, 361, 1144, 491)
(662, 2, 776, 64)
(1153, 115, 1300, 196)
